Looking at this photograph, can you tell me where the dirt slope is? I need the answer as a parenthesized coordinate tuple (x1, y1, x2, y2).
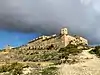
(59, 49, 100, 75)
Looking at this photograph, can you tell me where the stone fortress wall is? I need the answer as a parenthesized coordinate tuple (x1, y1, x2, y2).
(16, 28, 88, 50)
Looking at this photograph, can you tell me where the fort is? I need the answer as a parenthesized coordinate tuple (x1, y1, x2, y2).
(13, 28, 88, 50)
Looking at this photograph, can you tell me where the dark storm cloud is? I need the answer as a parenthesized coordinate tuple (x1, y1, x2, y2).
(0, 0, 100, 44)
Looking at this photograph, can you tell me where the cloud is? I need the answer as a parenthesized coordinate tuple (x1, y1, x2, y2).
(0, 0, 100, 44)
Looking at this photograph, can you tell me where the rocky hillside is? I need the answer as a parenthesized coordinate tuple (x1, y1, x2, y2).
(1, 44, 99, 75)
(0, 44, 89, 75)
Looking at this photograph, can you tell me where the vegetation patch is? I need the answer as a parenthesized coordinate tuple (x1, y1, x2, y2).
(89, 46, 100, 57)
(40, 66, 58, 75)
(14, 44, 83, 64)
(0, 62, 24, 75)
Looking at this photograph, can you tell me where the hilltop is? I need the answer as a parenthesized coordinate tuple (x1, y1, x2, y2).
(4, 28, 88, 51)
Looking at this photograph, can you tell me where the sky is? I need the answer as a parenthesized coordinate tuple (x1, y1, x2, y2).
(0, 31, 40, 49)
(0, 0, 100, 48)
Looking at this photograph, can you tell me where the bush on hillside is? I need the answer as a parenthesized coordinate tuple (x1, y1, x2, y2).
(40, 66, 58, 75)
(57, 44, 83, 64)
(0, 62, 24, 75)
(89, 46, 100, 57)
(58, 44, 82, 58)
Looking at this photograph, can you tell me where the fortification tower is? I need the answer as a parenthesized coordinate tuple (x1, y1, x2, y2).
(60, 28, 69, 47)
(60, 28, 68, 35)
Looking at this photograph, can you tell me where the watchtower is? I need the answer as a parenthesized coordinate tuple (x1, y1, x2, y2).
(60, 28, 69, 47)
(60, 28, 68, 35)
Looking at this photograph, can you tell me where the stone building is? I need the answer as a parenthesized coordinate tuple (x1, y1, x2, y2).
(18, 28, 88, 50)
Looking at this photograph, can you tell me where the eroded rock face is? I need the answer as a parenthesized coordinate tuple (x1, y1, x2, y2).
(9, 28, 88, 50)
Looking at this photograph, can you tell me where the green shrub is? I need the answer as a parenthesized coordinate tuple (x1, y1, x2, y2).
(40, 67, 58, 75)
(58, 44, 82, 59)
(0, 62, 24, 75)
(89, 46, 100, 57)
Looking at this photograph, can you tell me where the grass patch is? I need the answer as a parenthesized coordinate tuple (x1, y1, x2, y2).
(40, 66, 58, 75)
(0, 62, 24, 75)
